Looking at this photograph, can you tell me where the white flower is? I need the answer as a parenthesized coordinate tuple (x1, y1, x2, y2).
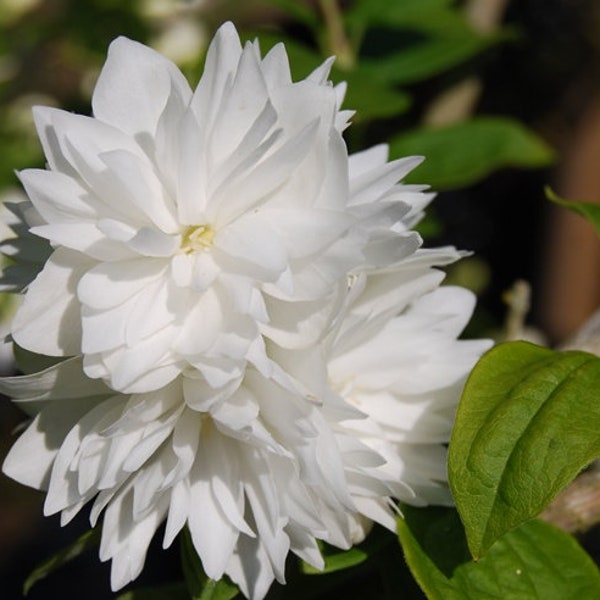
(1, 355, 397, 599)
(1, 251, 487, 600)
(11, 22, 423, 395)
(0, 21, 473, 600)
(328, 256, 493, 508)
(1, 247, 489, 599)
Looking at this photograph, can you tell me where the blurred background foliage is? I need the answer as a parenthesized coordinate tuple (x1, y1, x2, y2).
(1, 0, 600, 598)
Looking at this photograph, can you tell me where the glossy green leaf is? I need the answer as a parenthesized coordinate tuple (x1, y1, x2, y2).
(301, 526, 391, 574)
(546, 187, 600, 237)
(448, 341, 600, 558)
(398, 505, 600, 600)
(390, 118, 554, 189)
(180, 528, 239, 600)
(301, 546, 370, 575)
(24, 527, 101, 595)
(116, 582, 188, 600)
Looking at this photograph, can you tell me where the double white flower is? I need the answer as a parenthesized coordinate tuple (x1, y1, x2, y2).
(2, 22, 490, 600)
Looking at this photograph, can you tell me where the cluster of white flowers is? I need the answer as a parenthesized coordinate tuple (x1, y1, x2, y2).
(1, 22, 490, 600)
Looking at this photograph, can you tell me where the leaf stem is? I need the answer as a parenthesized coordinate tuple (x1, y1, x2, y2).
(318, 0, 354, 69)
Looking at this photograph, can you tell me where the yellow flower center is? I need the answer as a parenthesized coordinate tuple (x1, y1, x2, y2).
(179, 224, 215, 254)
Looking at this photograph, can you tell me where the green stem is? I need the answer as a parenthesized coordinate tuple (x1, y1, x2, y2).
(318, 0, 355, 69)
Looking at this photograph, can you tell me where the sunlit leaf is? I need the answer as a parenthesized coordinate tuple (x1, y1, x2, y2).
(398, 505, 600, 600)
(390, 117, 554, 189)
(448, 341, 600, 558)
(546, 186, 600, 237)
(24, 527, 101, 595)
(301, 526, 391, 575)
(180, 528, 239, 600)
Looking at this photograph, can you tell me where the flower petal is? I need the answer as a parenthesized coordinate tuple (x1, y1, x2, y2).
(92, 36, 192, 138)
(12, 248, 91, 356)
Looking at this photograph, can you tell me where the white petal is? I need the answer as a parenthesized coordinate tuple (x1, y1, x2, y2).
(87, 328, 180, 392)
(12, 248, 91, 356)
(215, 215, 287, 278)
(0, 356, 109, 402)
(348, 144, 389, 178)
(183, 374, 242, 412)
(102, 490, 168, 590)
(191, 22, 243, 133)
(209, 119, 320, 226)
(78, 258, 168, 310)
(190, 252, 221, 293)
(163, 478, 190, 548)
(2, 397, 94, 489)
(92, 36, 192, 137)
(227, 533, 275, 600)
(243, 464, 289, 581)
(100, 149, 179, 233)
(188, 441, 239, 579)
(208, 41, 270, 168)
(175, 109, 208, 225)
(307, 56, 335, 84)
(261, 43, 292, 89)
(350, 156, 424, 207)
(260, 208, 353, 259)
(44, 395, 125, 515)
(18, 169, 97, 224)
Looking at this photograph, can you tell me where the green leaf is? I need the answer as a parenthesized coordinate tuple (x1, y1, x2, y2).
(358, 10, 494, 86)
(301, 546, 369, 575)
(24, 527, 101, 595)
(264, 0, 320, 30)
(116, 582, 188, 600)
(336, 67, 411, 120)
(389, 117, 555, 189)
(301, 526, 391, 574)
(546, 187, 600, 237)
(346, 0, 453, 27)
(180, 528, 239, 600)
(448, 341, 600, 558)
(398, 505, 600, 600)
(359, 37, 485, 87)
